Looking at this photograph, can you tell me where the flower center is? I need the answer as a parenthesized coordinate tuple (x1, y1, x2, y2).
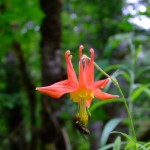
(70, 89, 94, 102)
(70, 89, 94, 125)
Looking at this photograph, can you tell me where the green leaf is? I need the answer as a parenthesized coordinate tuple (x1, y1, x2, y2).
(95, 64, 131, 82)
(136, 143, 147, 150)
(111, 131, 135, 142)
(144, 142, 150, 149)
(113, 136, 121, 150)
(136, 66, 150, 79)
(98, 143, 115, 150)
(125, 141, 136, 150)
(131, 84, 150, 102)
(135, 44, 142, 61)
(128, 38, 136, 60)
(100, 118, 123, 146)
(118, 20, 134, 31)
(98, 141, 127, 150)
(108, 70, 131, 84)
(90, 98, 122, 112)
(112, 132, 146, 150)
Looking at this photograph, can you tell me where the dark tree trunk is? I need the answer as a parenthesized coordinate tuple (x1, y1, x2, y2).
(5, 52, 26, 150)
(39, 1, 68, 150)
(13, 42, 37, 150)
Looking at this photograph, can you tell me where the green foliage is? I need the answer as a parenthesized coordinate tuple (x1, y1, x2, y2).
(131, 84, 150, 102)
(112, 131, 150, 150)
(0, 0, 150, 149)
(113, 136, 121, 150)
(100, 119, 123, 147)
(90, 98, 122, 113)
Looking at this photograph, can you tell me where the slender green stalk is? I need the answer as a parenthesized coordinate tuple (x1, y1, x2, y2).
(128, 39, 136, 137)
(115, 84, 136, 142)
(127, 72, 134, 137)
(94, 62, 137, 142)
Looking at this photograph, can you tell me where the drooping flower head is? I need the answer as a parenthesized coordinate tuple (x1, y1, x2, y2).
(36, 45, 119, 125)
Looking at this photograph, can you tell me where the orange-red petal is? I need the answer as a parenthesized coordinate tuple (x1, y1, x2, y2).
(36, 80, 77, 98)
(94, 88, 119, 100)
(86, 48, 94, 83)
(79, 45, 86, 88)
(90, 78, 110, 89)
(65, 50, 78, 83)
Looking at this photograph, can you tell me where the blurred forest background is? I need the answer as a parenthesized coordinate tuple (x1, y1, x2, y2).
(0, 0, 150, 150)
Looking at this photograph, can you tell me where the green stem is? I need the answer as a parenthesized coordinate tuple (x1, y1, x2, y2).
(128, 73, 134, 137)
(127, 39, 136, 138)
(94, 62, 137, 142)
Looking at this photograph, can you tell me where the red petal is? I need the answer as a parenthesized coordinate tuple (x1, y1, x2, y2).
(86, 48, 94, 83)
(65, 50, 78, 83)
(79, 45, 85, 87)
(36, 80, 77, 98)
(94, 89, 119, 100)
(91, 78, 110, 89)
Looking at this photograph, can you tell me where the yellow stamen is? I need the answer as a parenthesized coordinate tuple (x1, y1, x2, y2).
(78, 98, 88, 125)
(70, 90, 94, 125)
(70, 89, 94, 102)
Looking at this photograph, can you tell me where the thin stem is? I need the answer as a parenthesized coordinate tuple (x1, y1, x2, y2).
(128, 73, 134, 137)
(94, 62, 137, 142)
(116, 85, 136, 141)
(127, 39, 136, 137)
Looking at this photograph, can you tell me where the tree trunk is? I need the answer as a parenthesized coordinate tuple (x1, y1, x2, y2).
(39, 1, 68, 149)
(5, 52, 26, 150)
(13, 42, 37, 150)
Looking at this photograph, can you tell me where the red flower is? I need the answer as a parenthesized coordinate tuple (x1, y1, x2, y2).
(36, 45, 119, 124)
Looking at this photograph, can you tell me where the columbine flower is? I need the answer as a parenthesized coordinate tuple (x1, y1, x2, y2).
(36, 45, 119, 125)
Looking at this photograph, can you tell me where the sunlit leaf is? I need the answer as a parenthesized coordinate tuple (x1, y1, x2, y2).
(131, 84, 150, 102)
(125, 141, 136, 150)
(135, 44, 142, 61)
(144, 142, 150, 149)
(90, 98, 122, 112)
(100, 119, 123, 146)
(113, 136, 121, 150)
(111, 131, 135, 142)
